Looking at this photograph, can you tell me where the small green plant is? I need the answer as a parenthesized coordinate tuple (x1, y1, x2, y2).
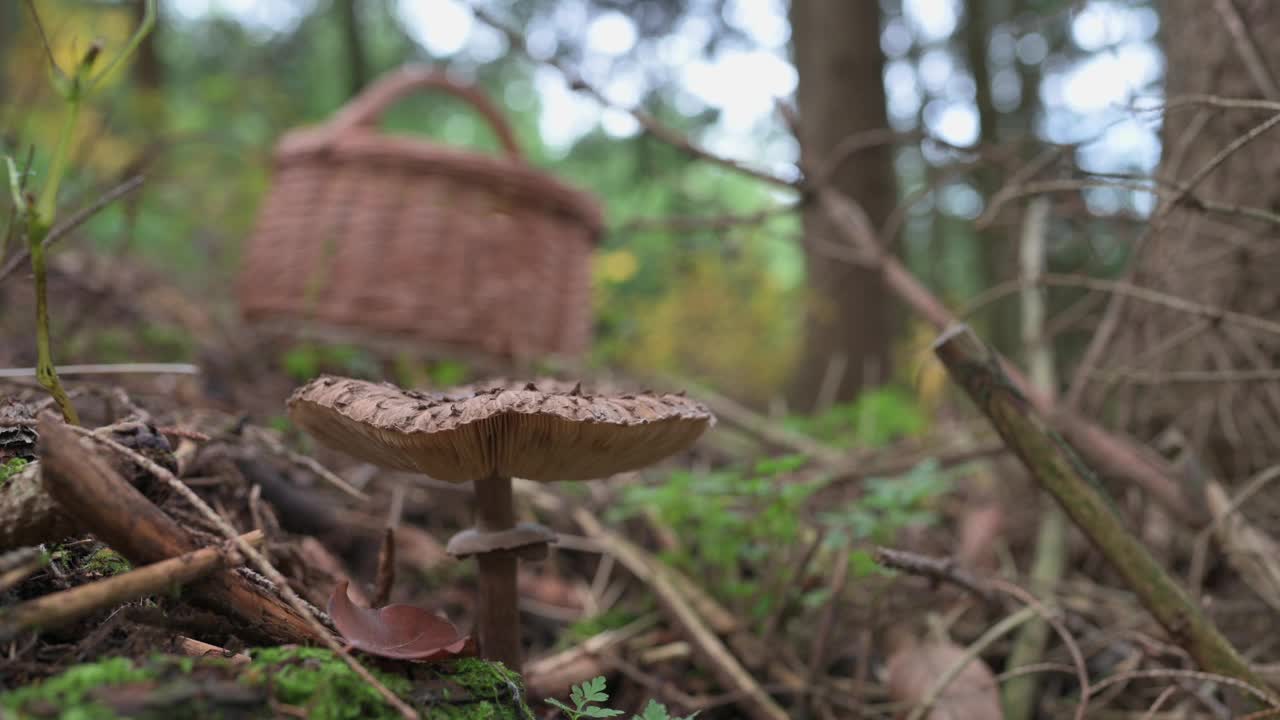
(281, 342, 381, 381)
(783, 384, 926, 449)
(0, 457, 28, 484)
(819, 458, 952, 577)
(615, 453, 821, 621)
(4, 0, 157, 425)
(545, 677, 624, 719)
(546, 677, 697, 720)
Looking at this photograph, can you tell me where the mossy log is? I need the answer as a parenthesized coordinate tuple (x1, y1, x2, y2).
(0, 647, 533, 720)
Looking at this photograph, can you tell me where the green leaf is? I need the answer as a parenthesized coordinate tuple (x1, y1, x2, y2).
(583, 708, 625, 718)
(636, 700, 671, 720)
(580, 676, 611, 704)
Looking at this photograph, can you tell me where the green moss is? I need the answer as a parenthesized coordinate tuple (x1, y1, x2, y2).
(431, 657, 532, 719)
(0, 657, 151, 719)
(81, 549, 131, 577)
(0, 648, 533, 720)
(242, 646, 412, 720)
(0, 457, 29, 485)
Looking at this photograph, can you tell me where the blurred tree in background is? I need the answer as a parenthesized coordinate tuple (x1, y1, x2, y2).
(0, 0, 1163, 413)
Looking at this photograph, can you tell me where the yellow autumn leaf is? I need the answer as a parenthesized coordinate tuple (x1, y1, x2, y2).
(902, 319, 947, 416)
(593, 249, 639, 285)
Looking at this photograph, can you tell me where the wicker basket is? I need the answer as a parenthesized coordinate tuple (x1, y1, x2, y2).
(238, 66, 604, 361)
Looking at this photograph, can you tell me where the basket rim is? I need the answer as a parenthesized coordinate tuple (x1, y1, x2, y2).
(272, 126, 606, 240)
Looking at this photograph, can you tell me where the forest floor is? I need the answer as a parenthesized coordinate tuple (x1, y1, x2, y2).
(3, 250, 1280, 720)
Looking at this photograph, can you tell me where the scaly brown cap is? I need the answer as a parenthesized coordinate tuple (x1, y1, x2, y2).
(287, 376, 714, 483)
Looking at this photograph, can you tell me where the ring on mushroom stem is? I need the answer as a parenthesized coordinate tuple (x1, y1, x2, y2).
(286, 375, 715, 672)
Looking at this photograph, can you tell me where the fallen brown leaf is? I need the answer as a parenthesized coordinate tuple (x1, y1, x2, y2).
(328, 580, 472, 661)
(886, 636, 1003, 720)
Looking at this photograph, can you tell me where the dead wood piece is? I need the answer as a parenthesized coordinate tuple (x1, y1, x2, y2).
(573, 508, 789, 720)
(36, 415, 320, 645)
(0, 462, 78, 550)
(0, 530, 263, 640)
(171, 636, 251, 665)
(932, 324, 1275, 703)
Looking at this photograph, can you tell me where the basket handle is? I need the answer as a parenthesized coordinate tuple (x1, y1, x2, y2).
(325, 65, 523, 158)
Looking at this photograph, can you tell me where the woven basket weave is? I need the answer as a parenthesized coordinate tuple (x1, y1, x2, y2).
(238, 66, 604, 360)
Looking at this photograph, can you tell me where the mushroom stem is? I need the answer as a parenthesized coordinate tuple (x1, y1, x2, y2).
(474, 473, 522, 670)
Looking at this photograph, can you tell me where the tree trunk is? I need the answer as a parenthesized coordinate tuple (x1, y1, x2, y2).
(1097, 0, 1280, 478)
(787, 0, 896, 413)
(337, 0, 370, 98)
(965, 0, 1019, 357)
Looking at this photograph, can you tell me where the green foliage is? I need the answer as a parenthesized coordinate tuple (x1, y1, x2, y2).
(547, 677, 697, 720)
(279, 342, 380, 382)
(784, 385, 927, 449)
(563, 607, 640, 645)
(615, 454, 821, 622)
(634, 699, 698, 720)
(819, 458, 952, 577)
(0, 457, 28, 484)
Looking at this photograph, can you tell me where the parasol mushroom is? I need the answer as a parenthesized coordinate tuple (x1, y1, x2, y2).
(286, 375, 714, 670)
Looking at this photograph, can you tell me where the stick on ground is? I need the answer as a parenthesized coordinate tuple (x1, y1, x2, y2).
(932, 324, 1274, 703)
(0, 530, 264, 639)
(36, 414, 320, 645)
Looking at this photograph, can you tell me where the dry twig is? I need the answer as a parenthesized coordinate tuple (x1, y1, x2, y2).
(0, 530, 264, 640)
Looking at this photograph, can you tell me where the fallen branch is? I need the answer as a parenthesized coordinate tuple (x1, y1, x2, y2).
(37, 415, 322, 646)
(932, 324, 1273, 702)
(0, 530, 264, 639)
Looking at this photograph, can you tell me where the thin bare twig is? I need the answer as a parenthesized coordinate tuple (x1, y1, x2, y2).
(961, 273, 1280, 340)
(1089, 668, 1279, 710)
(0, 363, 199, 378)
(0, 175, 145, 282)
(874, 547, 999, 606)
(1156, 111, 1280, 219)
(469, 5, 797, 190)
(246, 425, 370, 502)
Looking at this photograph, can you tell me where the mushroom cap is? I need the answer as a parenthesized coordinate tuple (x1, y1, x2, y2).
(287, 376, 715, 483)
